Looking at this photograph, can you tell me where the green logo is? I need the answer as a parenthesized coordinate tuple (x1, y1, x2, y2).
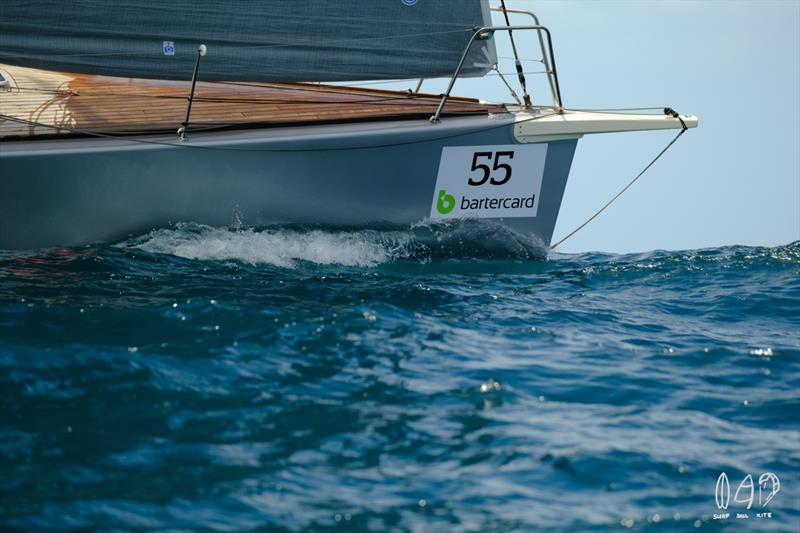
(436, 189, 455, 215)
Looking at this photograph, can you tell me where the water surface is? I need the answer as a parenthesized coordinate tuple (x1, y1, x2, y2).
(1, 224, 798, 531)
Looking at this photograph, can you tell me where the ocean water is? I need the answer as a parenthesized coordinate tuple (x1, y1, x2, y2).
(0, 223, 798, 532)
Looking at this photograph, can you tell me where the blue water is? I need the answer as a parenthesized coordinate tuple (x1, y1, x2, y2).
(1, 224, 798, 531)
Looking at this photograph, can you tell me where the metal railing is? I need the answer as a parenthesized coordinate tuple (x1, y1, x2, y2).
(490, 7, 561, 113)
(430, 20, 563, 123)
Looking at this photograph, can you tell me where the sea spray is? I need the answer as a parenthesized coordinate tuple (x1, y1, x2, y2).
(125, 220, 549, 267)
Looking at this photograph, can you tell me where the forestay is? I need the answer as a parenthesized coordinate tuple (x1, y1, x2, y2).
(0, 0, 496, 82)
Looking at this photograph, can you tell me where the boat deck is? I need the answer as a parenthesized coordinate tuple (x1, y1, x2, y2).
(0, 64, 507, 140)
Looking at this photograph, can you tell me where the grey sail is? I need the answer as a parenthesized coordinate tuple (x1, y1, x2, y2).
(0, 0, 496, 82)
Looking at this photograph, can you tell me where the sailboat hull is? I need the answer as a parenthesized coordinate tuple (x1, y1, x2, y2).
(0, 115, 578, 251)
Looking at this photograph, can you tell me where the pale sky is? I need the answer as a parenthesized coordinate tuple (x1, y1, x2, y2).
(404, 0, 800, 253)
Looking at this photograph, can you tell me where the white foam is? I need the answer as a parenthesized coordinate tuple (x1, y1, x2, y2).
(126, 220, 547, 267)
(132, 225, 413, 268)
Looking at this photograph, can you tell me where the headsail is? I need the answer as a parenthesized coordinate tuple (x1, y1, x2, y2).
(0, 0, 496, 82)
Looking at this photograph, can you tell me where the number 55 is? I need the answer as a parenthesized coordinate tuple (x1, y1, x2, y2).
(468, 151, 514, 186)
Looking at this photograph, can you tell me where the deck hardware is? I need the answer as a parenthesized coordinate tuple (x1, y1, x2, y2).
(550, 109, 690, 250)
(490, 8, 561, 116)
(177, 43, 207, 141)
(499, 0, 531, 109)
(430, 24, 563, 124)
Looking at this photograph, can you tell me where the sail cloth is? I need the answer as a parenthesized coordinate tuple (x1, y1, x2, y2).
(0, 0, 496, 82)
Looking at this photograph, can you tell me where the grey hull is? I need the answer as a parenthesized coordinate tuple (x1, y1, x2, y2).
(0, 114, 578, 250)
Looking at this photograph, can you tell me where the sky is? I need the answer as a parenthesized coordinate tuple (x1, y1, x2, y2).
(392, 0, 800, 253)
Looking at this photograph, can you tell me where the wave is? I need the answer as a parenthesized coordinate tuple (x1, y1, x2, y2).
(554, 240, 800, 272)
(121, 221, 549, 268)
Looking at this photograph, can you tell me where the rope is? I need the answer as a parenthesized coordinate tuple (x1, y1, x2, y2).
(549, 109, 689, 250)
(289, 69, 548, 89)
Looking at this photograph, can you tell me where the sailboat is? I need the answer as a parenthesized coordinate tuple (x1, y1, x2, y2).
(0, 1, 697, 251)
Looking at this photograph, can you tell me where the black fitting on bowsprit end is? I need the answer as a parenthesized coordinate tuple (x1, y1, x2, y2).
(664, 107, 688, 131)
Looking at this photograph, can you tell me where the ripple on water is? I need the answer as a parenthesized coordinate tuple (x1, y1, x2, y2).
(0, 230, 798, 531)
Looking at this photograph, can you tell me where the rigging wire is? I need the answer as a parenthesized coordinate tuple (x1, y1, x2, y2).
(0, 7, 693, 245)
(498, 56, 542, 63)
(297, 69, 548, 88)
(549, 111, 689, 250)
(499, 0, 532, 108)
(214, 69, 549, 90)
(492, 65, 521, 105)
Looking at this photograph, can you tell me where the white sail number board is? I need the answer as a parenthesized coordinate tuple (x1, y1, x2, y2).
(429, 144, 548, 220)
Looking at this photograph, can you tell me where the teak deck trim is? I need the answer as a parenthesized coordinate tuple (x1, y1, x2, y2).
(0, 64, 507, 140)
